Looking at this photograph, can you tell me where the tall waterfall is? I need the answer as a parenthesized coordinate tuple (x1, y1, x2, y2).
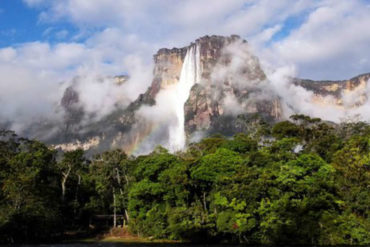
(169, 44, 201, 151)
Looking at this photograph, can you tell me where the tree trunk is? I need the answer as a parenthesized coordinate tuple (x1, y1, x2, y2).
(124, 209, 130, 224)
(116, 167, 130, 224)
(124, 174, 129, 186)
(113, 187, 117, 228)
(61, 176, 67, 201)
(115, 168, 121, 184)
(202, 192, 207, 211)
(74, 174, 81, 217)
(61, 166, 71, 201)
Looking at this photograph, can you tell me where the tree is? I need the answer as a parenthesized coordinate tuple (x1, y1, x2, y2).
(222, 133, 258, 154)
(58, 149, 86, 202)
(0, 139, 61, 243)
(90, 149, 130, 227)
(272, 121, 301, 139)
(128, 147, 178, 237)
(256, 154, 338, 244)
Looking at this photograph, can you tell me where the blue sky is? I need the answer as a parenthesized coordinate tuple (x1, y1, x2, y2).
(0, 0, 79, 47)
(0, 0, 41, 46)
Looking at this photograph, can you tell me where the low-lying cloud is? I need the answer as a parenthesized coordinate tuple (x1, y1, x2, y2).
(265, 65, 370, 123)
(0, 28, 154, 135)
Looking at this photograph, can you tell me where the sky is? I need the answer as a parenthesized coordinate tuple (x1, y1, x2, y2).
(1, 0, 370, 132)
(1, 0, 370, 79)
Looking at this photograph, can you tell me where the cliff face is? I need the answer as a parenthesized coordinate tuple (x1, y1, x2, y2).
(183, 35, 280, 136)
(142, 35, 282, 139)
(51, 35, 283, 154)
(150, 47, 187, 95)
(48, 35, 369, 155)
(296, 73, 370, 108)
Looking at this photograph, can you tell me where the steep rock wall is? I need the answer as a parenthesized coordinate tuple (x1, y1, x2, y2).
(296, 73, 370, 108)
(50, 35, 369, 155)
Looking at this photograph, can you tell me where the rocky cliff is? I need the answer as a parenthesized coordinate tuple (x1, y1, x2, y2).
(295, 73, 370, 108)
(47, 35, 369, 155)
(183, 35, 281, 136)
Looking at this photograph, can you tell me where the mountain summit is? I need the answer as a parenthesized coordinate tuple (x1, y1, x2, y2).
(46, 35, 370, 154)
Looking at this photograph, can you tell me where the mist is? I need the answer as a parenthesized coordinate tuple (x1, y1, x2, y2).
(0, 37, 154, 139)
(131, 37, 370, 155)
(1, 33, 369, 157)
(264, 64, 370, 123)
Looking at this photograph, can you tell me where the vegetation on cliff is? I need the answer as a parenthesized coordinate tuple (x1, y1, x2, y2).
(0, 115, 369, 244)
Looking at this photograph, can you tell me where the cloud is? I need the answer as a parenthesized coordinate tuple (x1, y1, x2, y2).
(0, 26, 154, 134)
(134, 87, 178, 153)
(55, 30, 69, 39)
(1, 0, 369, 138)
(264, 65, 370, 123)
(222, 93, 245, 116)
(23, 0, 47, 6)
(22, 1, 314, 45)
(262, 0, 370, 79)
(21, 0, 370, 79)
(220, 0, 314, 36)
(250, 24, 282, 45)
(0, 63, 62, 133)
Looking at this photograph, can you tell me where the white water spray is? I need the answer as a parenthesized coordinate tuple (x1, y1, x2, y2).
(169, 44, 201, 151)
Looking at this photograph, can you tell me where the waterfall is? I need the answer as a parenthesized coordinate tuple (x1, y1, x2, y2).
(169, 44, 201, 151)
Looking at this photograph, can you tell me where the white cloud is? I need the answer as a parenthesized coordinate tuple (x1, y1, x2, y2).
(262, 0, 370, 79)
(250, 25, 282, 46)
(22, 0, 316, 46)
(2, 0, 369, 135)
(0, 47, 17, 61)
(0, 26, 154, 133)
(22, 0, 370, 77)
(23, 0, 47, 6)
(222, 93, 245, 116)
(168, 0, 245, 28)
(55, 29, 69, 39)
(0, 63, 62, 133)
(264, 65, 370, 123)
(220, 0, 313, 36)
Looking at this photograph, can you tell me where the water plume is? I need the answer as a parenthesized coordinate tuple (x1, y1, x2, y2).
(169, 44, 201, 151)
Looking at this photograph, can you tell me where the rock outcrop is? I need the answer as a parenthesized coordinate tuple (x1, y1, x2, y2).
(183, 35, 280, 136)
(50, 35, 284, 154)
(44, 35, 369, 155)
(295, 73, 370, 108)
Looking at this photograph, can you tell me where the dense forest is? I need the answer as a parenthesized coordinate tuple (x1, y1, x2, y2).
(0, 115, 369, 245)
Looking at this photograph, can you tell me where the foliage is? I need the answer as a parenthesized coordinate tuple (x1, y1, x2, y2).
(0, 115, 369, 244)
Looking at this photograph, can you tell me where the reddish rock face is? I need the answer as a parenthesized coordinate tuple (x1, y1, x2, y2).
(149, 47, 188, 97)
(52, 35, 369, 155)
(54, 35, 284, 153)
(294, 73, 370, 108)
(180, 35, 280, 136)
(142, 35, 282, 138)
(295, 73, 370, 98)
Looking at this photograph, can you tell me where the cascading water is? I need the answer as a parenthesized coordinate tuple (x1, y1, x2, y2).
(169, 44, 201, 151)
